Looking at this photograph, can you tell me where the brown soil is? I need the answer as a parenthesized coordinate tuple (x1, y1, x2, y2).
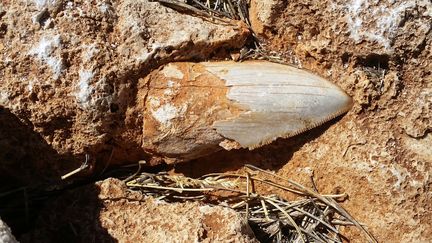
(231, 0, 431, 241)
(0, 0, 431, 242)
(19, 178, 257, 243)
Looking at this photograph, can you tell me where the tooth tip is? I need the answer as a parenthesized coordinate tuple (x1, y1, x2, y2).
(209, 60, 354, 149)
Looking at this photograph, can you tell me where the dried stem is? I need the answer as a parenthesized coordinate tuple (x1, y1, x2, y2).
(122, 163, 375, 242)
(61, 154, 90, 180)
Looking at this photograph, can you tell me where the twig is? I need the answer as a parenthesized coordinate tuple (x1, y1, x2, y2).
(342, 142, 366, 157)
(266, 199, 306, 243)
(244, 164, 377, 243)
(124, 163, 376, 242)
(61, 154, 90, 180)
(260, 199, 270, 221)
(151, 0, 230, 23)
(263, 196, 339, 235)
(126, 183, 214, 193)
(123, 160, 147, 182)
(99, 147, 114, 177)
(245, 171, 250, 219)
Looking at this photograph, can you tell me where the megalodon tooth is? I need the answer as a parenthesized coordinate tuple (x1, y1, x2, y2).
(139, 61, 353, 163)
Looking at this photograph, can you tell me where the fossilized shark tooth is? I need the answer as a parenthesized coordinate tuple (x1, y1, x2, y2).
(139, 61, 352, 163)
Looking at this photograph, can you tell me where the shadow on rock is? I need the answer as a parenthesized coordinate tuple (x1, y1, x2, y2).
(19, 183, 116, 243)
(0, 107, 82, 238)
(175, 118, 340, 177)
(0, 107, 67, 183)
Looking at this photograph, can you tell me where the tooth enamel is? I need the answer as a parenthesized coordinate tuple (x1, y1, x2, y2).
(203, 61, 353, 149)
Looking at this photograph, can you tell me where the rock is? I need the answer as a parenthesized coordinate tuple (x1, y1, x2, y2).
(0, 106, 66, 184)
(2, 0, 431, 241)
(0, 217, 18, 243)
(0, 0, 249, 180)
(249, 0, 285, 35)
(248, 0, 432, 241)
(22, 178, 257, 242)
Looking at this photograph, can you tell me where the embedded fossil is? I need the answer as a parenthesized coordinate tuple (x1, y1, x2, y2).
(139, 61, 353, 163)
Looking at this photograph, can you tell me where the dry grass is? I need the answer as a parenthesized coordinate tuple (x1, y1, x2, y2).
(151, 0, 250, 22)
(151, 0, 290, 62)
(125, 163, 377, 242)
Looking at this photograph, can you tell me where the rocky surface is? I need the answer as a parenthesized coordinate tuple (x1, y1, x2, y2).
(0, 217, 18, 243)
(0, 0, 249, 181)
(246, 0, 431, 241)
(22, 178, 257, 242)
(1, 0, 431, 242)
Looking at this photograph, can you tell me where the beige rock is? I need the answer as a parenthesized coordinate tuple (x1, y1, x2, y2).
(23, 178, 257, 242)
(0, 0, 249, 179)
(249, 0, 285, 35)
(2, 0, 431, 241)
(248, 0, 432, 241)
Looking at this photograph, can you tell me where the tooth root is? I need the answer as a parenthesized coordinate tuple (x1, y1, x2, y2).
(141, 62, 241, 161)
(141, 61, 353, 162)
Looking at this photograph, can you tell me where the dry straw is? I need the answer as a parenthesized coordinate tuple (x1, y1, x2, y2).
(151, 0, 250, 22)
(121, 2, 374, 241)
(150, 0, 278, 61)
(125, 163, 377, 242)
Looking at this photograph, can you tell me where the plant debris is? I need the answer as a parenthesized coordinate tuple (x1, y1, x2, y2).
(149, 0, 286, 62)
(151, 0, 250, 23)
(124, 164, 377, 242)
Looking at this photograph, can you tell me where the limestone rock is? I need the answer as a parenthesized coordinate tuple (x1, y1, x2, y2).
(22, 178, 257, 243)
(249, 0, 285, 35)
(0, 0, 249, 180)
(249, 0, 432, 241)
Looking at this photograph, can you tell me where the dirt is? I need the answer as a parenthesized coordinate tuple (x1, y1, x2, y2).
(244, 0, 431, 241)
(0, 0, 249, 182)
(0, 0, 431, 242)
(19, 178, 257, 243)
